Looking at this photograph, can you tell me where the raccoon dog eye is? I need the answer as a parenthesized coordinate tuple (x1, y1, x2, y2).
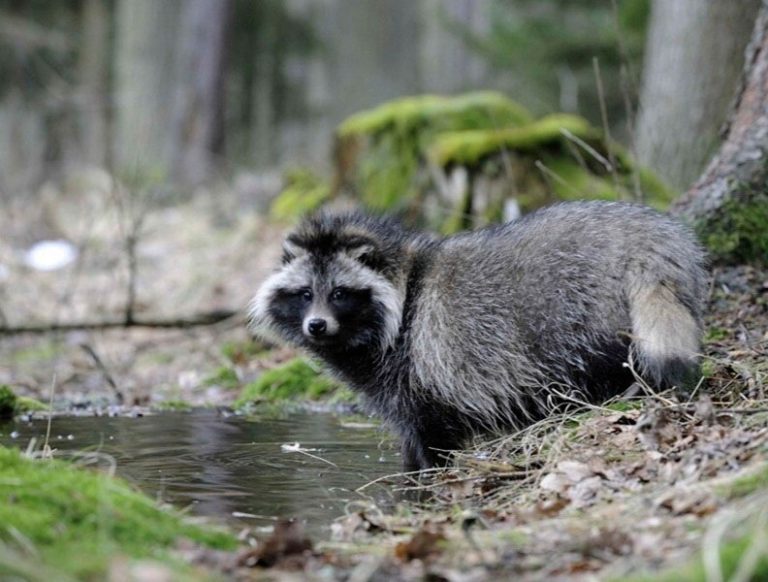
(330, 287, 346, 301)
(300, 288, 313, 301)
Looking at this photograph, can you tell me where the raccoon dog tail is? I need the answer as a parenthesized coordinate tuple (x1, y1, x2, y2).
(628, 279, 702, 389)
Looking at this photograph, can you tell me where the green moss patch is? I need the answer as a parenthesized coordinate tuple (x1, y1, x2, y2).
(338, 91, 533, 139)
(203, 365, 240, 390)
(336, 92, 533, 211)
(235, 358, 350, 408)
(0, 385, 47, 418)
(328, 92, 674, 232)
(428, 113, 594, 166)
(0, 447, 236, 579)
(716, 464, 768, 501)
(697, 193, 768, 265)
(0, 386, 15, 418)
(631, 524, 768, 582)
(270, 167, 330, 222)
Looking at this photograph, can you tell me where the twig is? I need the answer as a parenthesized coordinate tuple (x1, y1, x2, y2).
(560, 128, 613, 172)
(80, 343, 124, 405)
(356, 467, 445, 493)
(0, 309, 239, 335)
(592, 56, 622, 195)
(42, 375, 56, 459)
(281, 442, 338, 468)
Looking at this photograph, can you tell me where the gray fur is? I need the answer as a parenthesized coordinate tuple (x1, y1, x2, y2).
(249, 201, 707, 471)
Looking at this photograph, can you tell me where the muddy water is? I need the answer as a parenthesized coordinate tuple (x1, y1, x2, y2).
(0, 411, 402, 536)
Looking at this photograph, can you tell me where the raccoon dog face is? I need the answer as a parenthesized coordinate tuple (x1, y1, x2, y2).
(249, 213, 406, 353)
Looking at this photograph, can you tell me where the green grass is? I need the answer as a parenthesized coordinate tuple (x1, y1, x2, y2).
(0, 447, 237, 579)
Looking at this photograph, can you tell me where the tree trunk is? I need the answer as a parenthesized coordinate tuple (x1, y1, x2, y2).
(419, 0, 491, 94)
(113, 0, 180, 177)
(674, 1, 768, 264)
(168, 0, 231, 186)
(79, 0, 110, 168)
(635, 0, 760, 191)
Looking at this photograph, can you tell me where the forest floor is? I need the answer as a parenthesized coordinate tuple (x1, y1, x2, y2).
(1, 191, 767, 580)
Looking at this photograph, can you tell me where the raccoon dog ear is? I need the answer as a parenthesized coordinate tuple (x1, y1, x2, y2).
(345, 243, 376, 265)
(282, 238, 307, 263)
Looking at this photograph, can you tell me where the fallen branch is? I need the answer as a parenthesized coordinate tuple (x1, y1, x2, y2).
(0, 309, 240, 335)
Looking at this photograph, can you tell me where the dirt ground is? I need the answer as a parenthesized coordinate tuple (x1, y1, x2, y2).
(0, 185, 288, 408)
(2, 187, 768, 579)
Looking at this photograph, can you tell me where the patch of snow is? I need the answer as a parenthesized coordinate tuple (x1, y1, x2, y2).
(24, 240, 77, 271)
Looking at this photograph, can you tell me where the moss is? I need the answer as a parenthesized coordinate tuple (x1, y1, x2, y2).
(628, 528, 768, 582)
(0, 446, 236, 579)
(697, 193, 768, 264)
(153, 400, 193, 412)
(338, 91, 532, 139)
(704, 327, 729, 342)
(700, 359, 717, 378)
(429, 115, 676, 211)
(11, 340, 61, 365)
(602, 400, 644, 413)
(716, 464, 768, 500)
(428, 113, 595, 167)
(0, 386, 16, 419)
(235, 358, 344, 408)
(0, 386, 46, 417)
(337, 92, 533, 211)
(270, 167, 330, 222)
(203, 366, 240, 389)
(332, 91, 673, 229)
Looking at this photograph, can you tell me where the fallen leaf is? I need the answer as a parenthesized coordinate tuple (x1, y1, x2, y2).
(238, 518, 313, 569)
(395, 527, 446, 562)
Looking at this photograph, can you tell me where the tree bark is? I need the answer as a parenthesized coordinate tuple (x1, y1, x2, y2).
(79, 0, 110, 168)
(674, 1, 768, 262)
(113, 0, 180, 176)
(419, 0, 491, 94)
(635, 0, 760, 191)
(169, 0, 231, 186)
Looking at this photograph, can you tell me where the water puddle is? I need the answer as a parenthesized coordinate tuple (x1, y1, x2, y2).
(0, 411, 402, 536)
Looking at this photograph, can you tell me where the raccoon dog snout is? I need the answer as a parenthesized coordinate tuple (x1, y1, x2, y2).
(306, 318, 327, 336)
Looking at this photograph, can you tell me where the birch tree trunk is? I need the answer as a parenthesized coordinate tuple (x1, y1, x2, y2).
(635, 0, 760, 190)
(674, 2, 768, 263)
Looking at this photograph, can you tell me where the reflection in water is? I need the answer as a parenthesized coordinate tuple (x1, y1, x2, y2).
(0, 411, 401, 536)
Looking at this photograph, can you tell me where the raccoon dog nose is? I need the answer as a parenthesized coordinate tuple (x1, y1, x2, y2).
(307, 318, 327, 336)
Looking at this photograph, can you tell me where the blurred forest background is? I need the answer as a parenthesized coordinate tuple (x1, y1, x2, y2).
(0, 0, 657, 198)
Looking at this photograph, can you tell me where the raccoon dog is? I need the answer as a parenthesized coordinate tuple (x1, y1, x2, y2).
(249, 201, 707, 471)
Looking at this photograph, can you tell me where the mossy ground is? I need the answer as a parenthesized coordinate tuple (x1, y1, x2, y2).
(235, 357, 353, 409)
(0, 385, 47, 418)
(0, 447, 236, 580)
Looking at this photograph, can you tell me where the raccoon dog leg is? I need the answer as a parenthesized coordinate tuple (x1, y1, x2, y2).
(630, 283, 700, 388)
